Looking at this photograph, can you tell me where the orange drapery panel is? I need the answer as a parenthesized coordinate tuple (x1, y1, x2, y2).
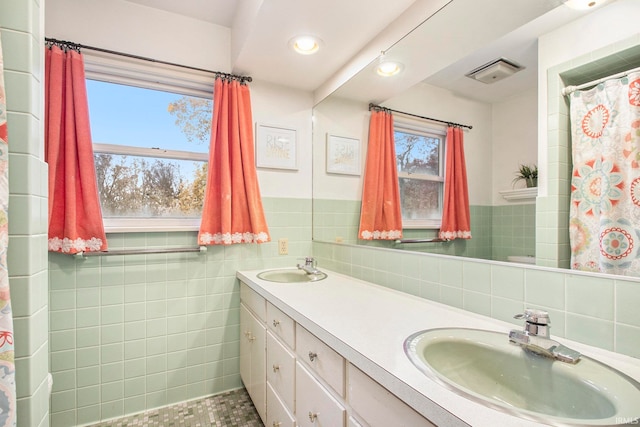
(198, 78, 270, 245)
(439, 126, 471, 240)
(358, 110, 403, 240)
(45, 45, 107, 254)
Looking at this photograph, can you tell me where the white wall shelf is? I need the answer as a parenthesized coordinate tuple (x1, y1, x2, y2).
(499, 187, 537, 202)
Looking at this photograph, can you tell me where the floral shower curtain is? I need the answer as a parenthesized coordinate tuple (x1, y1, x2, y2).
(358, 109, 403, 240)
(198, 77, 270, 245)
(45, 44, 107, 254)
(0, 33, 17, 427)
(569, 71, 640, 276)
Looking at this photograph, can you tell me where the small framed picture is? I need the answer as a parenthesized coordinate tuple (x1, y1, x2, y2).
(256, 123, 298, 170)
(326, 134, 361, 175)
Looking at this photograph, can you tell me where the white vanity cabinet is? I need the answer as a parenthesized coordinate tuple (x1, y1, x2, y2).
(239, 285, 266, 423)
(240, 280, 433, 427)
(347, 364, 435, 427)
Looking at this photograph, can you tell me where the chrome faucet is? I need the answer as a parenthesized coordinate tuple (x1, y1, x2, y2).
(508, 308, 581, 364)
(297, 256, 321, 275)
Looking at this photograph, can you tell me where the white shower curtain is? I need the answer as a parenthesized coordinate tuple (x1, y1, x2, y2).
(569, 70, 640, 276)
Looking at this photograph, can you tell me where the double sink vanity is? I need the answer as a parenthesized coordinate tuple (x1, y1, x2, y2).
(237, 265, 640, 426)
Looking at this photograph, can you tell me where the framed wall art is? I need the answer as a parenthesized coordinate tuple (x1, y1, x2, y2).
(326, 134, 361, 175)
(256, 123, 298, 170)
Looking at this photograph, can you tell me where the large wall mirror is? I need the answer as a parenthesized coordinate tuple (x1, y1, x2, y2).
(312, 0, 640, 272)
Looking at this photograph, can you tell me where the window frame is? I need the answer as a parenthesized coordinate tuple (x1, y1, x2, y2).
(83, 51, 215, 232)
(394, 120, 446, 229)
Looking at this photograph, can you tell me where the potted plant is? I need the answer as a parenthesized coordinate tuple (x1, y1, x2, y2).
(513, 164, 538, 188)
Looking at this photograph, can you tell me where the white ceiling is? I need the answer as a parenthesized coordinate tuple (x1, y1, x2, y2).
(125, 0, 238, 27)
(123, 0, 608, 104)
(126, 0, 417, 93)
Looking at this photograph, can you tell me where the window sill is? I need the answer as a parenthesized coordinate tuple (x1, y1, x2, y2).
(498, 187, 537, 202)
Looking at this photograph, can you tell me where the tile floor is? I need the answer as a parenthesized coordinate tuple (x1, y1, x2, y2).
(89, 388, 263, 427)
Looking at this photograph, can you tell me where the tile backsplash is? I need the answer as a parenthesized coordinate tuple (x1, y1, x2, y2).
(313, 199, 534, 262)
(47, 197, 311, 426)
(313, 240, 640, 360)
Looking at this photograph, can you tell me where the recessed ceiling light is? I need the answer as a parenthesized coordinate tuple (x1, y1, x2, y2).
(376, 61, 403, 77)
(564, 0, 609, 10)
(290, 36, 322, 55)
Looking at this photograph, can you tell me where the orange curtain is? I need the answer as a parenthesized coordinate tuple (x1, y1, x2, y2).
(198, 77, 270, 245)
(45, 45, 107, 254)
(439, 126, 471, 240)
(358, 109, 403, 240)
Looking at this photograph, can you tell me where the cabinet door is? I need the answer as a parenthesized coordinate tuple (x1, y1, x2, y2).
(296, 362, 345, 427)
(267, 301, 295, 348)
(267, 382, 295, 427)
(267, 331, 295, 411)
(240, 302, 266, 423)
(240, 303, 252, 388)
(347, 364, 435, 427)
(296, 325, 345, 397)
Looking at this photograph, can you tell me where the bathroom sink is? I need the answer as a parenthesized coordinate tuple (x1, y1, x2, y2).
(257, 268, 327, 283)
(404, 328, 640, 426)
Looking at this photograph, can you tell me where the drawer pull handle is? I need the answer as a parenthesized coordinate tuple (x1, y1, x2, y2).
(248, 335, 256, 342)
(272, 364, 280, 372)
(308, 412, 318, 422)
(272, 422, 282, 427)
(308, 351, 317, 362)
(272, 319, 280, 327)
(244, 331, 251, 338)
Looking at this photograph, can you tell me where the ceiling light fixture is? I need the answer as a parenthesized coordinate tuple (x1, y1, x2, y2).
(466, 57, 524, 84)
(563, 0, 609, 10)
(375, 51, 403, 77)
(290, 36, 322, 55)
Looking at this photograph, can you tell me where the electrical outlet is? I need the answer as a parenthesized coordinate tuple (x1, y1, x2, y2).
(278, 238, 288, 255)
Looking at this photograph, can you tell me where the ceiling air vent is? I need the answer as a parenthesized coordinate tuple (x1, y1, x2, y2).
(466, 58, 524, 84)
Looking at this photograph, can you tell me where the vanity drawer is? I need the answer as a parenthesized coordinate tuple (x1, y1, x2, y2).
(296, 325, 345, 397)
(267, 382, 295, 427)
(267, 301, 295, 348)
(347, 364, 435, 427)
(240, 282, 266, 321)
(267, 331, 295, 411)
(296, 361, 345, 427)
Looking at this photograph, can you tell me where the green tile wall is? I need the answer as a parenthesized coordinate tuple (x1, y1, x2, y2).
(48, 197, 311, 426)
(1, 1, 50, 426)
(314, 240, 640, 359)
(314, 198, 535, 262)
(491, 204, 535, 262)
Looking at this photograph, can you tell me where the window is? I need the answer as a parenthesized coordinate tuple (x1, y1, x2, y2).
(84, 55, 214, 231)
(394, 122, 445, 228)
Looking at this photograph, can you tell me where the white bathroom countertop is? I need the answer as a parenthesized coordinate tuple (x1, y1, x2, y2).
(236, 267, 640, 427)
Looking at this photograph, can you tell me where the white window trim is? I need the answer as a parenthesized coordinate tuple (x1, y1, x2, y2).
(85, 51, 214, 233)
(94, 143, 209, 162)
(394, 120, 446, 230)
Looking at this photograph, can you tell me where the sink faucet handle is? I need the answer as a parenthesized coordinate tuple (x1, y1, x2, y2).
(514, 308, 550, 325)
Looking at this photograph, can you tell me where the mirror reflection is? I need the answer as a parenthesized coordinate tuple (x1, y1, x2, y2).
(312, 0, 640, 274)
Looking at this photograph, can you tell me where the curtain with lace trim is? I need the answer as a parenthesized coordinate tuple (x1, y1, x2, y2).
(45, 45, 107, 254)
(198, 77, 270, 245)
(358, 109, 403, 240)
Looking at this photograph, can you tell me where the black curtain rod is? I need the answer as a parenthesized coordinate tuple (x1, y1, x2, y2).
(45, 37, 252, 83)
(369, 103, 472, 130)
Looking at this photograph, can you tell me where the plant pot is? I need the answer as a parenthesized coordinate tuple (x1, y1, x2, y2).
(526, 177, 537, 188)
